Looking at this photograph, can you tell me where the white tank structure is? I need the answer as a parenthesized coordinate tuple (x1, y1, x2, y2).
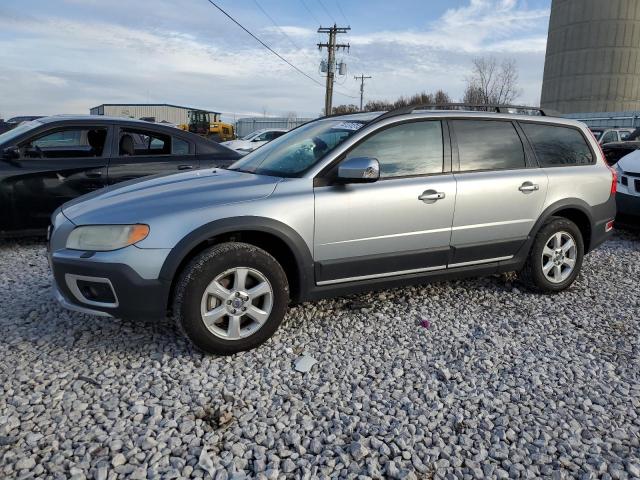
(541, 0, 640, 114)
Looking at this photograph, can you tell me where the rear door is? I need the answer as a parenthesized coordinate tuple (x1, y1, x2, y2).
(3, 124, 111, 232)
(449, 119, 548, 266)
(107, 126, 197, 184)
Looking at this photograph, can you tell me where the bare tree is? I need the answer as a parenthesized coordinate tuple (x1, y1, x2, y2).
(333, 89, 453, 113)
(331, 104, 359, 115)
(465, 56, 521, 105)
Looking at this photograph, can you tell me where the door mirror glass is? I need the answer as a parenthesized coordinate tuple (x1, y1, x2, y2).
(337, 156, 380, 183)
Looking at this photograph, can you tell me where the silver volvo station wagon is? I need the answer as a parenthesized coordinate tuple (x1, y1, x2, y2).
(48, 105, 617, 354)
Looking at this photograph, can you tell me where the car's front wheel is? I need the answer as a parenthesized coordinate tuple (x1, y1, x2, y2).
(521, 216, 584, 293)
(173, 242, 289, 355)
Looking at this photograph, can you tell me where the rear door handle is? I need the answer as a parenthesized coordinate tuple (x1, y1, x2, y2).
(418, 190, 446, 202)
(519, 182, 539, 193)
(178, 164, 194, 170)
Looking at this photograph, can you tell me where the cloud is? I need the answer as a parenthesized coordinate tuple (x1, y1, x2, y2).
(0, 0, 549, 119)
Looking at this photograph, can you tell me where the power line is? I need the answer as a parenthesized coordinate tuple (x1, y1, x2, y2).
(253, 0, 301, 50)
(299, 0, 321, 25)
(203, 0, 359, 102)
(335, 1, 350, 26)
(317, 0, 337, 24)
(204, 0, 324, 88)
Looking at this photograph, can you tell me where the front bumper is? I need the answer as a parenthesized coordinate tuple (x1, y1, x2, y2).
(50, 247, 172, 320)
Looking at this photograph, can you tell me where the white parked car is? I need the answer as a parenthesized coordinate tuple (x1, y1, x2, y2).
(221, 128, 288, 154)
(615, 149, 640, 217)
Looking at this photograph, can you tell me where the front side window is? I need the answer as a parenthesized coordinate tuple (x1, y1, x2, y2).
(521, 123, 593, 167)
(453, 120, 525, 171)
(21, 127, 107, 158)
(119, 128, 171, 156)
(345, 121, 443, 178)
(601, 131, 617, 144)
(229, 119, 367, 177)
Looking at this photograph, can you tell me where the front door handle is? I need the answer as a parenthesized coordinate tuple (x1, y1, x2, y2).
(418, 190, 446, 202)
(178, 164, 194, 170)
(519, 182, 539, 193)
(85, 170, 103, 178)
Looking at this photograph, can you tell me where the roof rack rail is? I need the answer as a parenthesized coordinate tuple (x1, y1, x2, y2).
(369, 103, 558, 126)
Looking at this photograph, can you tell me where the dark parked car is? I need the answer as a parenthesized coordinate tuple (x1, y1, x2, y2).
(600, 127, 640, 165)
(0, 115, 241, 236)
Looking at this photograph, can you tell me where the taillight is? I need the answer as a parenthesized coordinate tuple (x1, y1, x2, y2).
(609, 165, 617, 195)
(587, 129, 617, 195)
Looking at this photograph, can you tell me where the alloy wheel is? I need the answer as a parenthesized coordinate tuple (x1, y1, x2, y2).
(200, 267, 273, 340)
(541, 231, 577, 284)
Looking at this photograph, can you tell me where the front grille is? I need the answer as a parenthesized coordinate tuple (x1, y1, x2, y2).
(625, 170, 640, 178)
(635, 179, 640, 193)
(622, 176, 628, 186)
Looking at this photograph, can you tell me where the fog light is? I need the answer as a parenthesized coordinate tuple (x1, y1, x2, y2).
(77, 280, 116, 303)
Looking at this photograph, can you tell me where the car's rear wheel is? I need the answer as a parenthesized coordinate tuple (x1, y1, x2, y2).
(173, 242, 289, 355)
(521, 216, 584, 293)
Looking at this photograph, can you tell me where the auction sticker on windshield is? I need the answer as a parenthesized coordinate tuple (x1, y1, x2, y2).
(332, 121, 365, 131)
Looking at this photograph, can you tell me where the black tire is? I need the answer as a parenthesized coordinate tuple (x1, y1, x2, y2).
(521, 216, 584, 293)
(173, 242, 289, 355)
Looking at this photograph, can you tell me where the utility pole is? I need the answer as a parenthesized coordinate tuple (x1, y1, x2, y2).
(318, 24, 350, 115)
(354, 74, 372, 111)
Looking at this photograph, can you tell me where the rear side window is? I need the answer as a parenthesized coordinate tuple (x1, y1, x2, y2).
(452, 120, 525, 171)
(172, 138, 190, 155)
(521, 123, 593, 166)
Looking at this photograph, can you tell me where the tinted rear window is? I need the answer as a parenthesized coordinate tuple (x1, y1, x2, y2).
(521, 123, 593, 167)
(453, 120, 525, 171)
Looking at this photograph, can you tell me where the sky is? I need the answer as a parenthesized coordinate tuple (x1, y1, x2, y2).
(0, 0, 551, 121)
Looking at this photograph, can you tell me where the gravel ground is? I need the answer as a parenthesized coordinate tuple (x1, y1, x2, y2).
(1, 231, 639, 480)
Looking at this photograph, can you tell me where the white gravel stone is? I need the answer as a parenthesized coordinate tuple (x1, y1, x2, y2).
(1, 231, 639, 478)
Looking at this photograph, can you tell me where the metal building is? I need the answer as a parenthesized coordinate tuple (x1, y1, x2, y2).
(541, 0, 640, 114)
(235, 116, 315, 137)
(89, 104, 220, 126)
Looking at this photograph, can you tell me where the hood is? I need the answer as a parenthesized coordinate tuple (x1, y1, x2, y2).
(222, 140, 260, 150)
(62, 168, 280, 225)
(618, 149, 640, 172)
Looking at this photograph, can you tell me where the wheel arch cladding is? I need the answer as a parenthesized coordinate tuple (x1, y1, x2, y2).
(533, 199, 594, 252)
(160, 217, 314, 309)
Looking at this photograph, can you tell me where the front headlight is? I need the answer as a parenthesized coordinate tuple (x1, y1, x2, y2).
(66, 225, 150, 251)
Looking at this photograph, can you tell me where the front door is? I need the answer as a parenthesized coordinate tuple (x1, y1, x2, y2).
(107, 126, 197, 184)
(313, 120, 456, 285)
(4, 125, 111, 232)
(449, 119, 549, 266)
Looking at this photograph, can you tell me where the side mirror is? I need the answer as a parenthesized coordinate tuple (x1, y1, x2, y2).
(2, 146, 19, 160)
(337, 156, 380, 183)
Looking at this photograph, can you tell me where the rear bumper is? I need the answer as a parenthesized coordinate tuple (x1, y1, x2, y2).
(50, 249, 171, 319)
(588, 195, 616, 252)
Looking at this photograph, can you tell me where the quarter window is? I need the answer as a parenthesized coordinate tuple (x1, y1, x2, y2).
(520, 123, 594, 167)
(346, 121, 444, 178)
(453, 120, 525, 171)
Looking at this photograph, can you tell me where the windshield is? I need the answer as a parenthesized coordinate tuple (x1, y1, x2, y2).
(241, 131, 261, 141)
(229, 119, 367, 177)
(0, 120, 42, 145)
